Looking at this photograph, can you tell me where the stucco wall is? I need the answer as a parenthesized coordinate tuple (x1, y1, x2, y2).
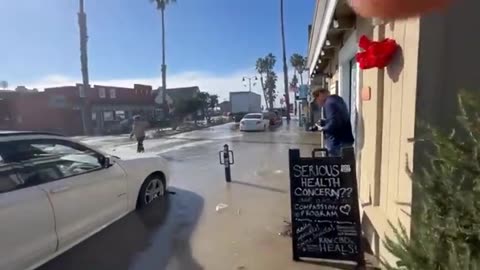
(356, 19, 383, 210)
(357, 17, 420, 263)
(316, 16, 421, 261)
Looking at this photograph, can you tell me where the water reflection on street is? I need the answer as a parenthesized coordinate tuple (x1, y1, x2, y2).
(40, 122, 338, 270)
(38, 188, 204, 270)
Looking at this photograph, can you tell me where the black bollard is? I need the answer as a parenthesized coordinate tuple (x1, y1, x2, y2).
(223, 146, 231, 183)
(219, 144, 234, 183)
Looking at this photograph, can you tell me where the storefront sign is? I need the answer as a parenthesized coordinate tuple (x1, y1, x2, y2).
(298, 85, 309, 100)
(288, 148, 364, 265)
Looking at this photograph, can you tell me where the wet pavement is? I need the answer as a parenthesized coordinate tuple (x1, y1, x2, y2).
(39, 120, 352, 270)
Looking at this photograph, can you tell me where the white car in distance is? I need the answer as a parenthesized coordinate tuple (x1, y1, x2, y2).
(239, 113, 270, 131)
(0, 131, 170, 270)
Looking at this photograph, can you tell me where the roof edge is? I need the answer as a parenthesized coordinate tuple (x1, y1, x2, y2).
(307, 0, 338, 76)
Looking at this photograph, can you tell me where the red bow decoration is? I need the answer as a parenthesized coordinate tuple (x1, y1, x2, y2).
(356, 35, 398, 69)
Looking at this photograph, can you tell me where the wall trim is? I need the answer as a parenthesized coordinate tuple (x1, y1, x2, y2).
(338, 30, 359, 102)
(338, 31, 362, 179)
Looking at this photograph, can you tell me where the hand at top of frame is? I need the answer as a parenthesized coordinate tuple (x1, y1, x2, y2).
(349, 0, 451, 19)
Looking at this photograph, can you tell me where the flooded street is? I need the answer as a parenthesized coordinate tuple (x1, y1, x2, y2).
(39, 121, 343, 270)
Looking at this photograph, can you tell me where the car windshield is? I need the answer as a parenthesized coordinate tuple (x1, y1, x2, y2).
(243, 114, 262, 119)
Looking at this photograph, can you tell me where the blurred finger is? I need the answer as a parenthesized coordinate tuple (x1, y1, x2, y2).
(349, 0, 452, 18)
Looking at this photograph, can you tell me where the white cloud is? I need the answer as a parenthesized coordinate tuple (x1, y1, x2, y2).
(19, 68, 301, 106)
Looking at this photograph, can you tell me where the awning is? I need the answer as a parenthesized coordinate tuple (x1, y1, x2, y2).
(307, 0, 338, 76)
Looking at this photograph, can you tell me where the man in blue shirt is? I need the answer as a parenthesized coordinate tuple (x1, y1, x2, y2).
(311, 88, 354, 156)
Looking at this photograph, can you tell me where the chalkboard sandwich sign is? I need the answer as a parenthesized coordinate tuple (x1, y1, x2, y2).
(288, 147, 364, 267)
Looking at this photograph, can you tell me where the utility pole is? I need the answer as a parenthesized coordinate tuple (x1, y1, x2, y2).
(78, 0, 89, 135)
(242, 76, 258, 92)
(280, 0, 291, 121)
(161, 6, 168, 113)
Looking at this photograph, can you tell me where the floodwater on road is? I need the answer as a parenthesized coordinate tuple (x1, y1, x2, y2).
(40, 121, 352, 270)
(38, 188, 203, 270)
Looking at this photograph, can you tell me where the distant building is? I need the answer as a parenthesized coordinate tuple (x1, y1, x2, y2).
(0, 84, 156, 135)
(0, 91, 18, 130)
(0, 84, 207, 135)
(0, 89, 84, 135)
(219, 101, 231, 114)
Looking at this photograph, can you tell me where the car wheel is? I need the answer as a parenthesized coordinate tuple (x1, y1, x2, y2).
(137, 175, 165, 208)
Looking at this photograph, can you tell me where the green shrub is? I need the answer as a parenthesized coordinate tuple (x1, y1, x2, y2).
(384, 90, 480, 270)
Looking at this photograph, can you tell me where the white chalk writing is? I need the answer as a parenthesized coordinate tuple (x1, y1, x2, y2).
(340, 164, 351, 173)
(300, 177, 341, 188)
(297, 223, 335, 247)
(293, 164, 340, 178)
(294, 204, 338, 211)
(318, 237, 358, 255)
(293, 187, 353, 199)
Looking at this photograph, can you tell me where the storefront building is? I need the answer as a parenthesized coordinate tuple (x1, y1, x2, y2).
(307, 0, 480, 264)
(0, 84, 156, 136)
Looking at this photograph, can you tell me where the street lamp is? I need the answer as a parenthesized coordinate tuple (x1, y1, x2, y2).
(242, 76, 258, 92)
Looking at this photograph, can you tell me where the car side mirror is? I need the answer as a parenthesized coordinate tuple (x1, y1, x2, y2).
(99, 156, 113, 168)
(104, 157, 111, 168)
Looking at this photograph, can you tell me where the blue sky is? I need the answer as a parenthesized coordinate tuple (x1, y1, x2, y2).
(1, 0, 314, 100)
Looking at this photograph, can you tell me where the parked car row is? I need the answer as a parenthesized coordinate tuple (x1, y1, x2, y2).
(265, 110, 283, 126)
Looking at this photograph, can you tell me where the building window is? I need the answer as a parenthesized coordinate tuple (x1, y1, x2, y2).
(78, 85, 86, 98)
(49, 95, 67, 108)
(103, 111, 114, 121)
(115, 111, 126, 120)
(99, 87, 106, 98)
(110, 88, 116, 99)
(92, 112, 97, 121)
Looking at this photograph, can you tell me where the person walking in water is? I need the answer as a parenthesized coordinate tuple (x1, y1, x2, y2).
(130, 115, 148, 153)
(311, 87, 354, 156)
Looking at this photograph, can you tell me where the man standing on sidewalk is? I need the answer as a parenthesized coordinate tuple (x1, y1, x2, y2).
(311, 88, 354, 156)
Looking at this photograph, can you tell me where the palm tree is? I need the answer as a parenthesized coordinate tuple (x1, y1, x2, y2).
(151, 0, 176, 112)
(197, 91, 210, 121)
(280, 0, 290, 120)
(290, 53, 306, 85)
(290, 54, 306, 116)
(256, 53, 276, 110)
(209, 94, 219, 111)
(265, 71, 278, 110)
(256, 58, 269, 109)
(207, 94, 219, 123)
